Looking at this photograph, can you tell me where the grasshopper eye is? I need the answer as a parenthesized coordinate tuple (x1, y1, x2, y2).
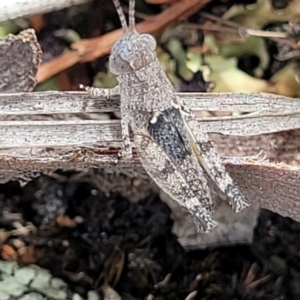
(119, 40, 135, 61)
(138, 34, 156, 51)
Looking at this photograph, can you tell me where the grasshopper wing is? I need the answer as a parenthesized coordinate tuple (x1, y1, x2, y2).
(134, 107, 217, 232)
(183, 116, 249, 212)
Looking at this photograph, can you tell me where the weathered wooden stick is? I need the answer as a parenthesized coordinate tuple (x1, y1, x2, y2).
(0, 91, 298, 114)
(0, 147, 299, 225)
(0, 91, 299, 149)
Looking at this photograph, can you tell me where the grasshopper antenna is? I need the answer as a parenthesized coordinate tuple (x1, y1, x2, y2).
(129, 0, 135, 30)
(112, 0, 128, 32)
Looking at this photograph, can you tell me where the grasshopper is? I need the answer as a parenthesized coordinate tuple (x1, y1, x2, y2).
(83, 0, 249, 232)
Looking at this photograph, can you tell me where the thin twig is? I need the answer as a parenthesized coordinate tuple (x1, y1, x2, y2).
(36, 0, 211, 82)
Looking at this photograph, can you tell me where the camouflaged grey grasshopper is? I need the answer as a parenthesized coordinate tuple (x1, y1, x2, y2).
(84, 0, 249, 232)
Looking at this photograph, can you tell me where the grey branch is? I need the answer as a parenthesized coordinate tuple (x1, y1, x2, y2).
(0, 91, 298, 114)
(0, 92, 299, 149)
(0, 0, 91, 23)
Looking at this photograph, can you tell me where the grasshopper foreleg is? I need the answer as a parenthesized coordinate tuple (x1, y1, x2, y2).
(118, 112, 133, 159)
(80, 85, 120, 98)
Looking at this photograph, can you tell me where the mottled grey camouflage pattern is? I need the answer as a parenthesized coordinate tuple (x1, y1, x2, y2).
(86, 0, 249, 231)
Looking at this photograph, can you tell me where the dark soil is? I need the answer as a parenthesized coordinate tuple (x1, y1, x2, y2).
(0, 173, 299, 300)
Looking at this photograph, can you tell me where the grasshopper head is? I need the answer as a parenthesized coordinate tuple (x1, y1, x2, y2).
(109, 31, 157, 75)
(109, 0, 157, 75)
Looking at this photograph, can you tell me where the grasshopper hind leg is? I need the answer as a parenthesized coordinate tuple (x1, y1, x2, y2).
(224, 184, 249, 212)
(189, 205, 218, 232)
(185, 118, 249, 213)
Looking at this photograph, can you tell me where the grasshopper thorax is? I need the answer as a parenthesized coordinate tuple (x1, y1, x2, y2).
(110, 0, 157, 76)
